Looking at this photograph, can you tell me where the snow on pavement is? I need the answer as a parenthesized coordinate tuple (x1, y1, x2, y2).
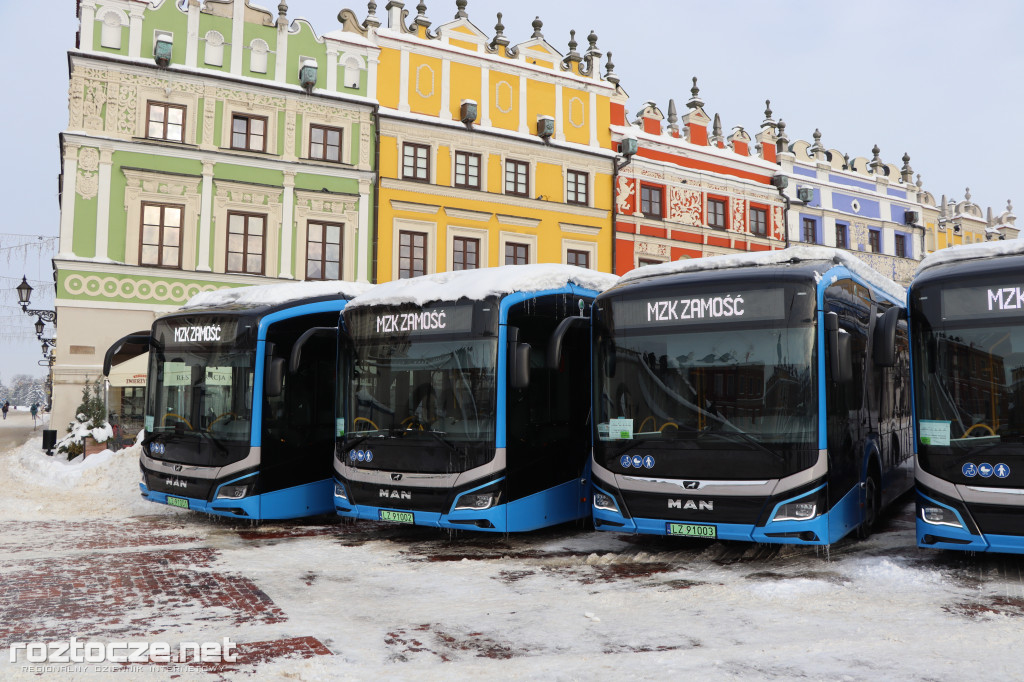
(1, 427, 1024, 680)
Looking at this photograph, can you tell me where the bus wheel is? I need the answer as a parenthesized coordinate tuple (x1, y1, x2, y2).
(856, 471, 879, 539)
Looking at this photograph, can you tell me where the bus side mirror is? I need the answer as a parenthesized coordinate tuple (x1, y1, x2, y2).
(547, 317, 587, 370)
(289, 326, 337, 374)
(873, 306, 902, 367)
(507, 326, 531, 389)
(265, 357, 286, 397)
(826, 312, 853, 384)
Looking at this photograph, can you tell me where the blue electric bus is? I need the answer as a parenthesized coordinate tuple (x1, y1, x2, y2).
(332, 264, 617, 532)
(590, 247, 914, 545)
(103, 280, 368, 520)
(911, 241, 1024, 553)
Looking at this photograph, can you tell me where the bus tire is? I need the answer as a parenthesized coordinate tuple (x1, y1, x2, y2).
(856, 467, 880, 540)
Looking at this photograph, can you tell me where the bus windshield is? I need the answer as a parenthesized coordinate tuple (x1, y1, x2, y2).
(593, 282, 818, 478)
(912, 322, 1024, 453)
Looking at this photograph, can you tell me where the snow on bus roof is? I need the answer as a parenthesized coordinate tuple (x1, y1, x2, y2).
(915, 239, 1024, 276)
(619, 246, 907, 304)
(182, 280, 373, 309)
(346, 264, 619, 309)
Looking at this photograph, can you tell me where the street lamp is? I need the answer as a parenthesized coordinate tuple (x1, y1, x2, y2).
(16, 276, 32, 309)
(14, 275, 56, 323)
(34, 317, 44, 337)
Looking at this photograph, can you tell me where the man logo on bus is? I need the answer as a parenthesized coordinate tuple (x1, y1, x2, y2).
(380, 489, 412, 500)
(668, 499, 713, 511)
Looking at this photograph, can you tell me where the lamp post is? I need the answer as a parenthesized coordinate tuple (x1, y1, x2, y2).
(16, 276, 57, 324)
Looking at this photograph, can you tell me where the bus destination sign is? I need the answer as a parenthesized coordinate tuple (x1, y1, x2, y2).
(616, 288, 786, 329)
(354, 305, 475, 337)
(942, 285, 1024, 321)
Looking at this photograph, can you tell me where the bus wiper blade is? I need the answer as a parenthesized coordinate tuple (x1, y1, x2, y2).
(423, 429, 460, 455)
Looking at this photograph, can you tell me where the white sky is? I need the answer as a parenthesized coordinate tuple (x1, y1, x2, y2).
(1, 0, 1021, 380)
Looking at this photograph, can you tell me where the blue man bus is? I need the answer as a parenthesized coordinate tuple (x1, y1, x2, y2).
(333, 264, 617, 532)
(590, 247, 913, 545)
(911, 241, 1024, 553)
(103, 281, 368, 520)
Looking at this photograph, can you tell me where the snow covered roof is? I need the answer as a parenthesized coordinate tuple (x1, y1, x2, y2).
(182, 280, 373, 310)
(619, 246, 907, 304)
(915, 239, 1024, 275)
(347, 264, 619, 309)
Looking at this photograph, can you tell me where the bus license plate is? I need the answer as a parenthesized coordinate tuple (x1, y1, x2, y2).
(667, 522, 716, 539)
(380, 509, 414, 524)
(166, 496, 190, 509)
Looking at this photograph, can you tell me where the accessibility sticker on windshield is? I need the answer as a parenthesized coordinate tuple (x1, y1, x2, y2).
(919, 420, 950, 446)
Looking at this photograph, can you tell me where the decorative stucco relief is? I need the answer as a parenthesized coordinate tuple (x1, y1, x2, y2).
(615, 176, 634, 214)
(669, 187, 702, 225)
(77, 147, 100, 200)
(772, 206, 784, 239)
(731, 197, 746, 232)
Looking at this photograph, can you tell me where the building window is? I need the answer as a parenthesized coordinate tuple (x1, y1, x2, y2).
(894, 233, 907, 258)
(226, 212, 265, 274)
(398, 230, 426, 279)
(309, 125, 343, 163)
(402, 143, 430, 182)
(638, 258, 661, 267)
(453, 236, 479, 270)
(567, 249, 590, 269)
(139, 202, 183, 268)
(505, 160, 529, 197)
(454, 151, 481, 190)
(836, 223, 849, 249)
(750, 207, 767, 236)
(231, 114, 267, 152)
(802, 218, 817, 244)
(306, 221, 342, 280)
(641, 185, 663, 218)
(708, 198, 727, 229)
(505, 242, 529, 265)
(566, 170, 589, 206)
(868, 229, 881, 253)
(146, 102, 185, 143)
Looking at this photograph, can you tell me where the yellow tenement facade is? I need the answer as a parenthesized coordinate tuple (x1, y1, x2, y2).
(353, 2, 617, 280)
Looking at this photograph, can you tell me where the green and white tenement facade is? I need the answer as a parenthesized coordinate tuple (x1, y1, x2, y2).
(54, 0, 378, 430)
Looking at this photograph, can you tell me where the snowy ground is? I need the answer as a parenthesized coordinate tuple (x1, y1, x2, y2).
(2, 420, 1024, 680)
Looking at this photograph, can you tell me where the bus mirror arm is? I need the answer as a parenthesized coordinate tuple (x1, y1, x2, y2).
(289, 326, 338, 374)
(507, 326, 531, 389)
(265, 357, 286, 398)
(546, 317, 587, 369)
(102, 332, 153, 376)
(872, 306, 903, 367)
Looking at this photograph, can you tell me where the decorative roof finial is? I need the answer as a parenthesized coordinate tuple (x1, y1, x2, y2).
(1008, 199, 1014, 213)
(869, 144, 884, 175)
(364, 0, 381, 28)
(491, 12, 509, 47)
(531, 16, 543, 39)
(604, 51, 619, 85)
(775, 118, 789, 155)
(916, 173, 923, 189)
(455, 0, 468, 19)
(965, 187, 972, 202)
(761, 99, 775, 128)
(563, 30, 581, 68)
(277, 1, 288, 27)
(901, 152, 913, 183)
(587, 29, 599, 54)
(686, 76, 704, 110)
(413, 1, 431, 29)
(667, 99, 678, 126)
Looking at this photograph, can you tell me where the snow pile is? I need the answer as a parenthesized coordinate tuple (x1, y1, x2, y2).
(915, 239, 1024, 275)
(619, 245, 907, 304)
(0, 433, 168, 520)
(61, 418, 113, 445)
(183, 279, 373, 309)
(347, 264, 619, 309)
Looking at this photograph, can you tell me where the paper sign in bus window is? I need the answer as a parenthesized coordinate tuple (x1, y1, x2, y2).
(919, 420, 951, 446)
(608, 418, 634, 440)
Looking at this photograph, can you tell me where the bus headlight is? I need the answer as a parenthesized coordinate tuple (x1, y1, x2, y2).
(334, 481, 349, 501)
(920, 506, 963, 528)
(454, 490, 501, 511)
(773, 501, 817, 522)
(593, 491, 619, 513)
(217, 483, 251, 500)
